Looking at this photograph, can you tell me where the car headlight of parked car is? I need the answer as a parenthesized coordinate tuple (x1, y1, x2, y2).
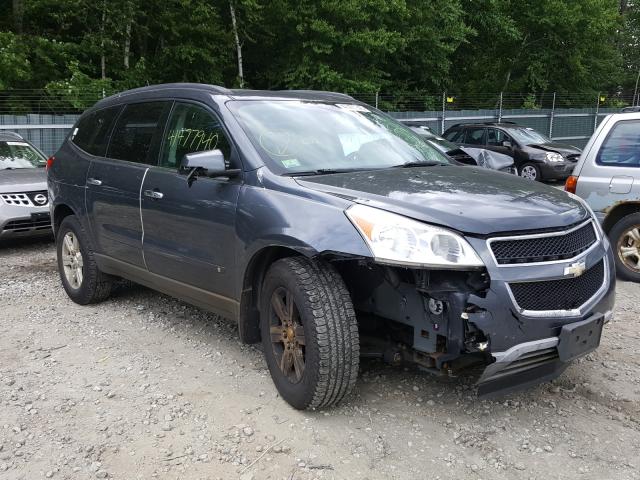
(544, 152, 564, 162)
(346, 204, 484, 268)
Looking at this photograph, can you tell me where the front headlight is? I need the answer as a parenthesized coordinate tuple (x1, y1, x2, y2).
(345, 204, 484, 268)
(545, 152, 564, 162)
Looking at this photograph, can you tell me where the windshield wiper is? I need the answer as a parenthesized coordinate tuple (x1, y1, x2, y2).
(393, 161, 444, 168)
(284, 167, 374, 177)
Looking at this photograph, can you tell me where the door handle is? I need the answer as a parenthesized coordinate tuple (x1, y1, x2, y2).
(87, 178, 102, 186)
(144, 189, 164, 199)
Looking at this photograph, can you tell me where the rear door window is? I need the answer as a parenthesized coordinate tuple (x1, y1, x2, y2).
(464, 127, 486, 145)
(71, 106, 121, 156)
(106, 102, 171, 164)
(596, 120, 640, 167)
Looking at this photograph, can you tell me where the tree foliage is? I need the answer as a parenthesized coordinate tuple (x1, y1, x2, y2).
(0, 0, 638, 106)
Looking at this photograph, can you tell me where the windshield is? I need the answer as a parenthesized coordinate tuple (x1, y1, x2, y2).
(415, 133, 459, 152)
(507, 127, 551, 145)
(0, 141, 47, 170)
(228, 101, 451, 174)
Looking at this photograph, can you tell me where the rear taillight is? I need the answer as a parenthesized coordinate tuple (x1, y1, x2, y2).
(46, 156, 55, 170)
(565, 175, 578, 194)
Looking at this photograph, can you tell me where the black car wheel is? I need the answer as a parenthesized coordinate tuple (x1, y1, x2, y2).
(260, 256, 359, 410)
(56, 215, 113, 304)
(610, 213, 640, 282)
(519, 163, 541, 181)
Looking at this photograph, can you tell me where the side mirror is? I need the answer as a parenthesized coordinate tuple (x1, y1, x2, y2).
(502, 140, 512, 148)
(181, 150, 240, 181)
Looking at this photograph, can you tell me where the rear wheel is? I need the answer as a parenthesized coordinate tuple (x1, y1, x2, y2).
(56, 215, 113, 304)
(260, 257, 359, 409)
(519, 163, 541, 181)
(609, 213, 640, 282)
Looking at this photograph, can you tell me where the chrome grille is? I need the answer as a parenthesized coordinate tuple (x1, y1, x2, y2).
(490, 221, 597, 265)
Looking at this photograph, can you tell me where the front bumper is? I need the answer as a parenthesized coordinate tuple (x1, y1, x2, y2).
(539, 161, 576, 180)
(0, 204, 52, 239)
(464, 231, 615, 396)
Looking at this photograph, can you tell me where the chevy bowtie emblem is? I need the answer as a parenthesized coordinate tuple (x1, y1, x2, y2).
(564, 261, 586, 277)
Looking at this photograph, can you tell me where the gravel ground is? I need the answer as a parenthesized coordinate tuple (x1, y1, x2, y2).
(1, 238, 639, 480)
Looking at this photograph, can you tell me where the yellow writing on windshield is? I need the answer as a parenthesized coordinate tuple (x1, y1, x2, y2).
(167, 128, 219, 152)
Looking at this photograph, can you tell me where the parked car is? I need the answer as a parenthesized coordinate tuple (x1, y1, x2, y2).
(565, 111, 640, 282)
(48, 84, 615, 409)
(0, 132, 51, 240)
(443, 122, 582, 181)
(621, 106, 640, 113)
(408, 126, 516, 174)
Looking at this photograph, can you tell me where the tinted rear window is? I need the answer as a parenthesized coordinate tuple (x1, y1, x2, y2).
(106, 102, 170, 164)
(72, 106, 121, 156)
(596, 119, 640, 167)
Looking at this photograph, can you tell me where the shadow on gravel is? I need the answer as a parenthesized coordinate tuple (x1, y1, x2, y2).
(0, 235, 54, 252)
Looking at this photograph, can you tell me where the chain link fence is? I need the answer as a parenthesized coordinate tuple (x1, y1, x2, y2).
(1, 90, 639, 155)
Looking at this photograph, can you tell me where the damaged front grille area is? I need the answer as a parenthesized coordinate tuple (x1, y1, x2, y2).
(509, 259, 604, 312)
(489, 220, 597, 265)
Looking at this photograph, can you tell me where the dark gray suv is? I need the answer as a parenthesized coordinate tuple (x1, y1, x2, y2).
(48, 84, 615, 409)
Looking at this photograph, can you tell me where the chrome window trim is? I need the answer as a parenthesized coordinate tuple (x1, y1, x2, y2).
(505, 256, 609, 318)
(486, 219, 599, 267)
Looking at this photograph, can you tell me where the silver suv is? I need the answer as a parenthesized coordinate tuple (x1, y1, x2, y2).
(566, 111, 640, 281)
(0, 132, 51, 240)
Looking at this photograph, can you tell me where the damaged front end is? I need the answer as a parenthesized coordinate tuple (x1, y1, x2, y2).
(336, 216, 616, 397)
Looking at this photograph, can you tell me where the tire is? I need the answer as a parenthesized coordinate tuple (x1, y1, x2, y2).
(519, 163, 541, 181)
(260, 256, 359, 410)
(609, 213, 640, 282)
(56, 215, 113, 304)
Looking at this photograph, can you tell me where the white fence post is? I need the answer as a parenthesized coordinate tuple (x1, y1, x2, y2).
(549, 92, 556, 138)
(441, 92, 446, 134)
(594, 92, 600, 133)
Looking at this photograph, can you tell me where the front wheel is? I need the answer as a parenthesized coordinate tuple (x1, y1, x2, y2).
(609, 213, 640, 282)
(260, 257, 359, 410)
(519, 163, 541, 181)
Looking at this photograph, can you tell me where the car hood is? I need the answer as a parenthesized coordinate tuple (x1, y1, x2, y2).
(296, 166, 588, 236)
(0, 168, 47, 192)
(526, 142, 582, 156)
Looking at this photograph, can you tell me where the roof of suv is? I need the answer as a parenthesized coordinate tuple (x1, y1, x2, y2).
(91, 83, 356, 111)
(0, 131, 24, 142)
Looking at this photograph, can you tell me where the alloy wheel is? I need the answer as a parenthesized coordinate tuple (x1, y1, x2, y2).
(521, 165, 537, 180)
(61, 231, 84, 289)
(617, 226, 640, 273)
(269, 287, 306, 383)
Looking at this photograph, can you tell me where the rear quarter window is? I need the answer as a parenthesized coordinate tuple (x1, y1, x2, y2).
(596, 119, 640, 168)
(71, 106, 121, 157)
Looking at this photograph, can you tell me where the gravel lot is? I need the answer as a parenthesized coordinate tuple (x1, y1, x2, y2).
(1, 238, 639, 480)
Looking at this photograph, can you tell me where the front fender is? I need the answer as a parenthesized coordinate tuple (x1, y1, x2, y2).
(236, 183, 372, 278)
